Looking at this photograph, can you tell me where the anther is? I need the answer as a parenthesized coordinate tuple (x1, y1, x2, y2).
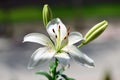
(67, 32, 70, 36)
(64, 36, 67, 40)
(52, 29, 55, 33)
(58, 25, 61, 30)
(55, 35, 57, 38)
(67, 27, 70, 31)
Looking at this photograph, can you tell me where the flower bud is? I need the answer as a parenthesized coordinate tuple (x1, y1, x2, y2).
(43, 4, 53, 26)
(79, 20, 108, 47)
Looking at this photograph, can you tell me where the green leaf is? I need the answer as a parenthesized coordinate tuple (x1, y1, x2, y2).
(67, 78, 76, 80)
(49, 59, 59, 73)
(56, 67, 65, 75)
(61, 74, 76, 80)
(36, 70, 52, 80)
(49, 61, 56, 73)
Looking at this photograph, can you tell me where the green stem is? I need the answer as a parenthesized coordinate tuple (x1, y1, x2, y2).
(52, 58, 58, 80)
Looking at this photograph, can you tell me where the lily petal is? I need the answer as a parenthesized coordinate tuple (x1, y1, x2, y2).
(23, 33, 53, 47)
(55, 52, 70, 67)
(46, 18, 67, 42)
(28, 47, 55, 69)
(68, 32, 84, 45)
(62, 45, 94, 68)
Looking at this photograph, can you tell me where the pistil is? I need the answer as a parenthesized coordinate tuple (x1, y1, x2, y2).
(56, 25, 61, 52)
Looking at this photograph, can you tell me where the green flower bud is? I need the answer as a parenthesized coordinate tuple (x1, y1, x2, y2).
(42, 4, 53, 26)
(79, 20, 108, 47)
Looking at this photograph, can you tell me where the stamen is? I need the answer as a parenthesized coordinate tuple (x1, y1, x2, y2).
(64, 36, 67, 40)
(64, 32, 69, 40)
(52, 28, 57, 39)
(63, 27, 70, 40)
(58, 25, 61, 30)
(67, 27, 70, 32)
(52, 29, 55, 33)
(55, 35, 57, 38)
(67, 32, 70, 36)
(57, 24, 61, 40)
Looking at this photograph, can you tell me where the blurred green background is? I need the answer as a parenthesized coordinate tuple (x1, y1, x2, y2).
(0, 0, 120, 80)
(0, 3, 120, 22)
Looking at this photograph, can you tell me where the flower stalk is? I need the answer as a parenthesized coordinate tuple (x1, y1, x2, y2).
(52, 59, 58, 80)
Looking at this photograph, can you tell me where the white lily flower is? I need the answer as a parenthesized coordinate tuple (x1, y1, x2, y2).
(23, 18, 94, 69)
